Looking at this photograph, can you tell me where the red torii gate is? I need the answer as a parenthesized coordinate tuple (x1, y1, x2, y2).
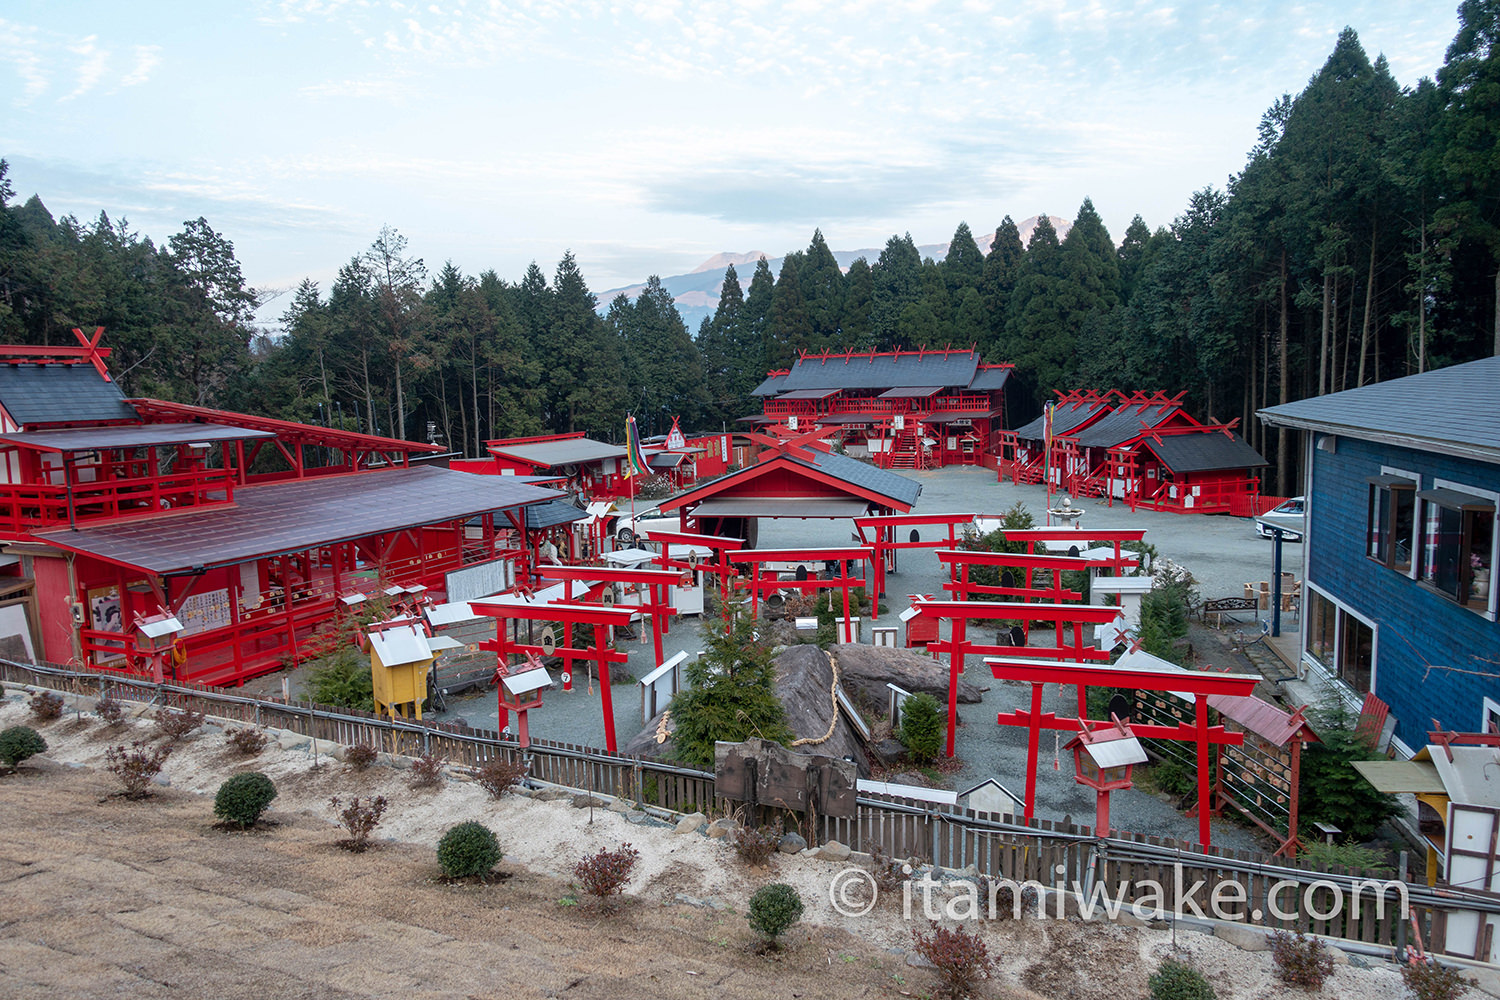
(985, 654, 1259, 848)
(536, 563, 681, 669)
(642, 528, 745, 620)
(911, 599, 1123, 758)
(734, 546, 876, 643)
(853, 512, 977, 607)
(472, 597, 636, 751)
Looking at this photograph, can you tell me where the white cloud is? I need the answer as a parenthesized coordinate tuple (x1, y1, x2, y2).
(121, 45, 162, 86)
(0, 18, 49, 103)
(62, 35, 108, 102)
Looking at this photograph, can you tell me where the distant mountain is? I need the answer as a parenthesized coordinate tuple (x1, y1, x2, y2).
(599, 216, 1072, 331)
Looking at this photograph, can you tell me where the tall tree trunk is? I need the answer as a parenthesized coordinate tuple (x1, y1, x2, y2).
(1357, 216, 1377, 387)
(1493, 262, 1500, 357)
(1278, 251, 1290, 495)
(394, 355, 406, 440)
(1319, 272, 1331, 395)
(1417, 215, 1428, 374)
(360, 348, 375, 436)
(471, 344, 481, 457)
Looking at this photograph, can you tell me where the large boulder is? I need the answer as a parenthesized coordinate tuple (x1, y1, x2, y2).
(832, 643, 986, 715)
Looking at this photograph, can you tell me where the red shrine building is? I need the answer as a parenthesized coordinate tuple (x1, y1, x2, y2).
(997, 390, 1270, 515)
(0, 335, 561, 686)
(747, 348, 1013, 470)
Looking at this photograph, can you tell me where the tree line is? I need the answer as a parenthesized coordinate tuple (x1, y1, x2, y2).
(0, 10, 1497, 493)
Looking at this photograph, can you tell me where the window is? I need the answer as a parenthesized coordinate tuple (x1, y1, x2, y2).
(1305, 588, 1375, 695)
(1418, 488, 1495, 611)
(1367, 475, 1417, 573)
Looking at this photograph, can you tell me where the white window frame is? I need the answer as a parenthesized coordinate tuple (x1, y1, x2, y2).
(1377, 466, 1421, 579)
(1302, 581, 1379, 712)
(1431, 478, 1499, 620)
(1483, 697, 1500, 737)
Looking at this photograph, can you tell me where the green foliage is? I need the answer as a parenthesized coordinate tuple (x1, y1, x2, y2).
(899, 692, 945, 765)
(1301, 837, 1394, 875)
(1149, 958, 1216, 1000)
(1139, 560, 1196, 665)
(1147, 760, 1196, 799)
(436, 821, 503, 879)
(747, 883, 804, 944)
(0, 725, 47, 768)
(306, 647, 376, 713)
(214, 772, 277, 828)
(669, 609, 791, 769)
(1299, 708, 1402, 842)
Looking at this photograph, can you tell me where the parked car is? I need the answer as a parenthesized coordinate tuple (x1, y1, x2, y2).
(612, 505, 680, 543)
(1254, 496, 1305, 542)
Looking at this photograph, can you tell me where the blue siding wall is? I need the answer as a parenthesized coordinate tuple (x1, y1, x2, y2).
(1308, 436, 1500, 747)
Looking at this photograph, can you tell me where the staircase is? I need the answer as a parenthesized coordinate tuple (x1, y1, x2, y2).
(888, 430, 922, 470)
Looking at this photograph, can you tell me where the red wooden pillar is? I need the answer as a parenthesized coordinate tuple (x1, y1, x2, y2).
(946, 616, 965, 759)
(597, 642, 616, 752)
(1023, 682, 1043, 820)
(562, 622, 573, 691)
(1196, 694, 1212, 848)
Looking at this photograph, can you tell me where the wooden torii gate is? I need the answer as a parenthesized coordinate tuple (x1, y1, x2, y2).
(536, 564, 681, 668)
(734, 546, 877, 643)
(909, 599, 1123, 758)
(472, 597, 636, 751)
(642, 527, 745, 621)
(853, 512, 977, 607)
(985, 653, 1260, 848)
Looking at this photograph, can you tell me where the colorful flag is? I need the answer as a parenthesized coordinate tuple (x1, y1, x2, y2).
(624, 414, 648, 478)
(665, 416, 686, 450)
(1043, 401, 1055, 453)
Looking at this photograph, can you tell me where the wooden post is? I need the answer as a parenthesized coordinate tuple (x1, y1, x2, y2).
(597, 642, 616, 752)
(1196, 694, 1212, 848)
(946, 615, 965, 758)
(1024, 681, 1043, 820)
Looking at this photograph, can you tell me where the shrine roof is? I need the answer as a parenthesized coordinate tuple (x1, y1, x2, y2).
(777, 350, 980, 392)
(35, 465, 562, 575)
(657, 444, 920, 513)
(1074, 403, 1180, 449)
(487, 436, 626, 468)
(1012, 400, 1109, 440)
(0, 422, 275, 453)
(750, 373, 788, 396)
(1141, 431, 1267, 473)
(525, 498, 589, 529)
(0, 362, 138, 426)
(966, 367, 1012, 391)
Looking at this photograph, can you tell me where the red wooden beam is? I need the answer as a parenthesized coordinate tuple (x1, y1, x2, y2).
(985, 656, 1260, 697)
(911, 600, 1121, 624)
(470, 599, 636, 627)
(935, 549, 1132, 571)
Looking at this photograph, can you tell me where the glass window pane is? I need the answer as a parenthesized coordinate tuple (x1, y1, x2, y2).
(1367, 486, 1387, 561)
(1306, 591, 1336, 673)
(1468, 510, 1494, 610)
(1393, 488, 1415, 572)
(1338, 613, 1373, 694)
(1422, 503, 1463, 599)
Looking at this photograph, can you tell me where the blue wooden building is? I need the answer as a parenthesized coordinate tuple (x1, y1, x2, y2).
(1260, 358, 1500, 753)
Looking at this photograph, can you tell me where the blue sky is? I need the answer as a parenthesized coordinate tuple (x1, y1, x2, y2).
(0, 1, 1462, 322)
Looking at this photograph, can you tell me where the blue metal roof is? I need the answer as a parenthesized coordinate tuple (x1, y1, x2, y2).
(1259, 357, 1500, 465)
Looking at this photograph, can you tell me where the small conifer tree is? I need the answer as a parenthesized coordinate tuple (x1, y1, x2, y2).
(669, 608, 791, 768)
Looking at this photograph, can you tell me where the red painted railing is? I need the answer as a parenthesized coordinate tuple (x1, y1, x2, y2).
(0, 467, 236, 531)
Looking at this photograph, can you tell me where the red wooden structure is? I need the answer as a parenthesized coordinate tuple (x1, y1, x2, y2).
(535, 563, 681, 667)
(996, 390, 1116, 485)
(471, 596, 636, 751)
(733, 546, 876, 643)
(909, 599, 1123, 758)
(986, 652, 1260, 848)
(642, 528, 745, 625)
(853, 512, 976, 608)
(749, 347, 1012, 469)
(0, 331, 564, 687)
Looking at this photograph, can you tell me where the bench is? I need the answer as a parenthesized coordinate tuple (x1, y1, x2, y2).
(1201, 596, 1260, 629)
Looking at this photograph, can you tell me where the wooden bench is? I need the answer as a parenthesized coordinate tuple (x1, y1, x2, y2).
(1201, 596, 1260, 629)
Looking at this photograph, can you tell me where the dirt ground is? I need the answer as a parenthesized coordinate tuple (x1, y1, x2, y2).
(0, 697, 1421, 1000)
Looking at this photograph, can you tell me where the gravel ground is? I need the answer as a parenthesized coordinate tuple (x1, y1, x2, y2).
(427, 467, 1295, 850)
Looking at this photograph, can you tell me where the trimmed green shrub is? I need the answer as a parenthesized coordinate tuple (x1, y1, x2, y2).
(747, 883, 804, 946)
(1150, 957, 1216, 1000)
(436, 821, 503, 879)
(899, 692, 945, 764)
(0, 725, 47, 769)
(214, 772, 278, 829)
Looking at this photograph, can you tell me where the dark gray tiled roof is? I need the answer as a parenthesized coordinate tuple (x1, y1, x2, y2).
(779, 351, 979, 391)
(1075, 404, 1177, 449)
(525, 498, 589, 529)
(488, 437, 626, 467)
(803, 448, 922, 507)
(966, 367, 1011, 391)
(1141, 432, 1268, 473)
(750, 373, 787, 396)
(36, 465, 562, 574)
(0, 422, 274, 452)
(1259, 357, 1500, 463)
(1012, 401, 1108, 441)
(0, 364, 137, 426)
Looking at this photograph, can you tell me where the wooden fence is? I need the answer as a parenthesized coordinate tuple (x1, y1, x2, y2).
(6, 656, 1499, 960)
